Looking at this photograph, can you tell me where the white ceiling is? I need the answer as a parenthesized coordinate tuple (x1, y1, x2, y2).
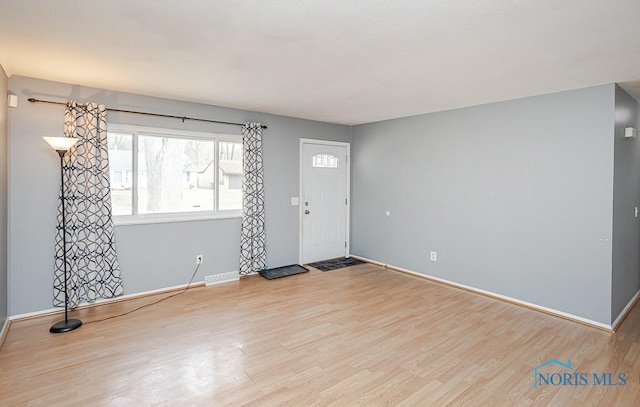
(1, 0, 640, 125)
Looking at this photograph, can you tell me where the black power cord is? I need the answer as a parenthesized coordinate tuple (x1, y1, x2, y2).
(83, 263, 201, 325)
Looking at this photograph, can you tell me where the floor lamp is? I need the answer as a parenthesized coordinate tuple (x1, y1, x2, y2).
(44, 136, 83, 334)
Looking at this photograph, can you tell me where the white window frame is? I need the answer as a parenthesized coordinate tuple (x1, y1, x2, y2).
(107, 123, 243, 226)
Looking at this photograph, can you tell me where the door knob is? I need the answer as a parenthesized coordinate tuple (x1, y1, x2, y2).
(305, 210, 310, 215)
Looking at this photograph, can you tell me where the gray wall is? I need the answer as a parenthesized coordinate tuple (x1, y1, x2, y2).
(0, 65, 7, 326)
(351, 85, 615, 325)
(7, 75, 351, 315)
(612, 85, 640, 321)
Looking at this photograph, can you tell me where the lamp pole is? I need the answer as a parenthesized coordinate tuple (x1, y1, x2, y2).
(59, 152, 70, 325)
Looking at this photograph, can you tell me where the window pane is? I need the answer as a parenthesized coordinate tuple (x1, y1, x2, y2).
(312, 153, 338, 168)
(138, 135, 215, 214)
(218, 141, 243, 210)
(107, 132, 133, 215)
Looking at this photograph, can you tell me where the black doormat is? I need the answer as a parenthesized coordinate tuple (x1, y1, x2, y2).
(308, 257, 365, 272)
(259, 264, 309, 280)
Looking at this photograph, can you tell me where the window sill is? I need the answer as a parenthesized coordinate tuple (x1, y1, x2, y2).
(114, 211, 242, 226)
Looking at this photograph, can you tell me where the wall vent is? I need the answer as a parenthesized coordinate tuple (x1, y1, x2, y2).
(204, 271, 240, 286)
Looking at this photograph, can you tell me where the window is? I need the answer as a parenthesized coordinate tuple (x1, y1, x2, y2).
(312, 153, 339, 168)
(107, 124, 242, 224)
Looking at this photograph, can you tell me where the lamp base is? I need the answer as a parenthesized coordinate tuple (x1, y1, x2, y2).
(50, 319, 82, 333)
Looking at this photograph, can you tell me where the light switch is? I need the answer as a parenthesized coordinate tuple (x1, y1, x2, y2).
(635, 207, 639, 218)
(291, 197, 299, 206)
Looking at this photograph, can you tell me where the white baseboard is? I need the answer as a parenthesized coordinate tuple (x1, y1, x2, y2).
(9, 281, 205, 322)
(0, 318, 10, 350)
(350, 255, 614, 332)
(612, 289, 640, 330)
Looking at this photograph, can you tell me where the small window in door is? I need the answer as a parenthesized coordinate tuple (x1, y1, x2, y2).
(312, 153, 339, 168)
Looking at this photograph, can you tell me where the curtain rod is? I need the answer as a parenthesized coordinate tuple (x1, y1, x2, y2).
(27, 98, 267, 129)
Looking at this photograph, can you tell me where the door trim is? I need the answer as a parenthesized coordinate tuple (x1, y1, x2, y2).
(299, 138, 351, 265)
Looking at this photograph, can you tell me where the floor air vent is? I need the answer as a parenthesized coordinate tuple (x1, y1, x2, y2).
(204, 271, 240, 286)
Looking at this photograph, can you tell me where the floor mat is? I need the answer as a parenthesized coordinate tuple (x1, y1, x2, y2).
(259, 264, 309, 280)
(308, 257, 365, 272)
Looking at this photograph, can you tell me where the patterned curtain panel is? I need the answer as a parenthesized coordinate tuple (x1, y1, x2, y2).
(53, 101, 124, 307)
(239, 122, 267, 275)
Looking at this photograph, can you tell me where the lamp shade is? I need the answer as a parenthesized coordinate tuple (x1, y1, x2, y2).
(43, 136, 79, 152)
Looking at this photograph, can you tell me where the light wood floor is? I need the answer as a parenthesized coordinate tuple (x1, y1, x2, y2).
(1, 263, 640, 406)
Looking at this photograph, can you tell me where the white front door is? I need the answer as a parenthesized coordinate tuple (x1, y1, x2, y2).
(300, 140, 350, 264)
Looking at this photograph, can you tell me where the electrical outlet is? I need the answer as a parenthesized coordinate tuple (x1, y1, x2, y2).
(196, 254, 204, 265)
(430, 251, 437, 262)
